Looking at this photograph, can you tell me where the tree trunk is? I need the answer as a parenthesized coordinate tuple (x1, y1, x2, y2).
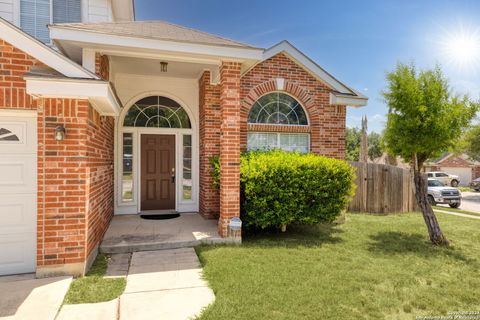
(412, 168, 449, 246)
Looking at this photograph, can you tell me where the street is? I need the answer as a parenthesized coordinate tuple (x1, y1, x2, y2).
(437, 191, 480, 213)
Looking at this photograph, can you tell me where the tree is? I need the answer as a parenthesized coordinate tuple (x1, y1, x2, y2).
(346, 127, 361, 161)
(368, 132, 384, 161)
(462, 125, 480, 161)
(383, 63, 478, 245)
(345, 127, 385, 162)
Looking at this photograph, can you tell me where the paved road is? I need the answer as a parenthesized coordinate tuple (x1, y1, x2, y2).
(437, 191, 480, 213)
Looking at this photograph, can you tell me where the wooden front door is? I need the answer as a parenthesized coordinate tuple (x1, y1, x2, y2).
(141, 134, 176, 210)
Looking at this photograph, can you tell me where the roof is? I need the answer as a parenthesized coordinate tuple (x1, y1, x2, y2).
(50, 20, 258, 49)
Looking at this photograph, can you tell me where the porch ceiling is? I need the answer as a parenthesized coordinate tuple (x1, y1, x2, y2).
(110, 56, 218, 80)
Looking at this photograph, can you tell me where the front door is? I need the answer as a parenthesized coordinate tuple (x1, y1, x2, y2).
(141, 134, 175, 210)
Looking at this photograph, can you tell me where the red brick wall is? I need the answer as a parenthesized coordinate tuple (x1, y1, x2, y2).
(198, 71, 221, 218)
(240, 53, 346, 159)
(218, 61, 242, 236)
(85, 107, 114, 258)
(95, 53, 109, 81)
(1, 39, 114, 273)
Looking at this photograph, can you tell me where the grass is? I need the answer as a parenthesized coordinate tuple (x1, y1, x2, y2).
(63, 254, 126, 304)
(433, 205, 480, 217)
(195, 213, 480, 320)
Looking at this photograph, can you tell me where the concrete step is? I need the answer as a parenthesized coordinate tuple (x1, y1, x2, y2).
(100, 237, 238, 254)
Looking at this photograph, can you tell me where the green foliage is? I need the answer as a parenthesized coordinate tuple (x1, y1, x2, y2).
(211, 150, 356, 229)
(367, 131, 384, 161)
(209, 155, 220, 190)
(462, 124, 480, 161)
(345, 127, 361, 161)
(383, 63, 479, 166)
(345, 127, 384, 161)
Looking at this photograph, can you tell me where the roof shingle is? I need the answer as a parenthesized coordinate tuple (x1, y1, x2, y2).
(51, 20, 259, 49)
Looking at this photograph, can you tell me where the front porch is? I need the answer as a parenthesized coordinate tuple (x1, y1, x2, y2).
(100, 213, 237, 254)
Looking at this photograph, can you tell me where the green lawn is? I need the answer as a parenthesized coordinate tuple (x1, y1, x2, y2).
(433, 205, 480, 217)
(64, 254, 126, 304)
(196, 213, 480, 320)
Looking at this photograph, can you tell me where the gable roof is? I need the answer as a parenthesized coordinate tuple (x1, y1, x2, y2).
(50, 20, 258, 49)
(0, 18, 97, 79)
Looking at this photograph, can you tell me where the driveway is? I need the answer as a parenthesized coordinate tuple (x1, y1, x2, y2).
(437, 191, 480, 213)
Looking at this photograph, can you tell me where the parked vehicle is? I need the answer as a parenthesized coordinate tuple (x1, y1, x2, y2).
(470, 177, 480, 191)
(426, 171, 460, 187)
(427, 178, 461, 208)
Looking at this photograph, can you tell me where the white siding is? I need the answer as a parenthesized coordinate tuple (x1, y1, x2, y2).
(83, 0, 112, 22)
(0, 0, 16, 24)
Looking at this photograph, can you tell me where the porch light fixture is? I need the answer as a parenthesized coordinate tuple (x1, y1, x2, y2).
(54, 125, 66, 141)
(160, 61, 168, 72)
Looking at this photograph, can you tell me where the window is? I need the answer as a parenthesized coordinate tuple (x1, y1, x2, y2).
(20, 0, 81, 43)
(436, 173, 448, 177)
(21, 0, 51, 43)
(122, 133, 133, 202)
(182, 135, 192, 200)
(248, 133, 309, 153)
(123, 96, 191, 128)
(52, 0, 81, 24)
(247, 92, 310, 152)
(427, 173, 433, 177)
(248, 92, 308, 125)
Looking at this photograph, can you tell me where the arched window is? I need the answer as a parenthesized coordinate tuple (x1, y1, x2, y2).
(247, 92, 310, 153)
(123, 96, 191, 128)
(248, 92, 308, 125)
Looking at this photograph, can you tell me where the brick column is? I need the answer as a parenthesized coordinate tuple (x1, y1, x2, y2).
(218, 61, 242, 237)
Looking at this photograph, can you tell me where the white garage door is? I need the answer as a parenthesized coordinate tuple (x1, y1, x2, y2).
(442, 167, 472, 186)
(0, 110, 37, 275)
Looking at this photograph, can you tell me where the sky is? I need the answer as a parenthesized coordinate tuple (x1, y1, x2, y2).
(135, 0, 480, 133)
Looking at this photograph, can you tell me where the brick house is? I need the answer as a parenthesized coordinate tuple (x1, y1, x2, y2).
(424, 153, 480, 186)
(0, 0, 367, 277)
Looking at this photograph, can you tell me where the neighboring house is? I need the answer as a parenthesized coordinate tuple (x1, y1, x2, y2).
(0, 0, 367, 277)
(424, 153, 480, 186)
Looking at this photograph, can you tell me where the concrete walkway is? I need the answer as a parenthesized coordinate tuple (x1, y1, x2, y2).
(56, 248, 214, 320)
(433, 208, 480, 220)
(0, 274, 71, 320)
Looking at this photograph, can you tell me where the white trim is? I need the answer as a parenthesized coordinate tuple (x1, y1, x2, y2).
(329, 93, 368, 107)
(49, 26, 264, 61)
(0, 109, 37, 118)
(0, 18, 97, 79)
(115, 91, 199, 215)
(261, 41, 368, 107)
(82, 48, 96, 73)
(25, 77, 121, 116)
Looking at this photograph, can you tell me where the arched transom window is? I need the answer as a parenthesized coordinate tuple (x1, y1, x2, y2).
(247, 92, 310, 153)
(248, 92, 308, 125)
(123, 96, 191, 128)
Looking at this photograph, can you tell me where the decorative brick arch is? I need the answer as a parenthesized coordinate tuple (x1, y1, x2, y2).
(240, 79, 320, 150)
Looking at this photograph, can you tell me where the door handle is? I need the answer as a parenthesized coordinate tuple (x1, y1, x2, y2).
(171, 167, 175, 183)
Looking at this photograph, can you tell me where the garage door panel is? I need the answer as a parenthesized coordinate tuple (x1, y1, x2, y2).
(0, 117, 36, 154)
(0, 234, 36, 275)
(0, 154, 36, 194)
(0, 195, 36, 234)
(0, 110, 37, 276)
(442, 167, 472, 186)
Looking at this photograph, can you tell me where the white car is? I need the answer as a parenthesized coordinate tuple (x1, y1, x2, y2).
(427, 178, 461, 208)
(426, 171, 460, 187)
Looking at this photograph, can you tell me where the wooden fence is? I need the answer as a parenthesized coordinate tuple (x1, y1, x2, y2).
(348, 162, 417, 213)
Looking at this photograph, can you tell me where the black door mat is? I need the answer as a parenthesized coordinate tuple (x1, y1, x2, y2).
(140, 214, 180, 220)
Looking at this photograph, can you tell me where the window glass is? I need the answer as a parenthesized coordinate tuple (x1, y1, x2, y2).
(182, 135, 192, 200)
(247, 132, 309, 153)
(124, 96, 191, 128)
(436, 173, 448, 177)
(122, 133, 133, 202)
(427, 173, 433, 177)
(53, 0, 81, 23)
(21, 0, 51, 43)
(248, 93, 308, 125)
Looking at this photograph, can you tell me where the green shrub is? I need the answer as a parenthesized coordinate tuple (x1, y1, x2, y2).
(210, 150, 356, 230)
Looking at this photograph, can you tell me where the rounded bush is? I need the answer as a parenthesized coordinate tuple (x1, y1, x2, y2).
(211, 150, 356, 230)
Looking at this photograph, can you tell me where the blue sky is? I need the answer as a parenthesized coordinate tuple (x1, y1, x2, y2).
(135, 0, 480, 133)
